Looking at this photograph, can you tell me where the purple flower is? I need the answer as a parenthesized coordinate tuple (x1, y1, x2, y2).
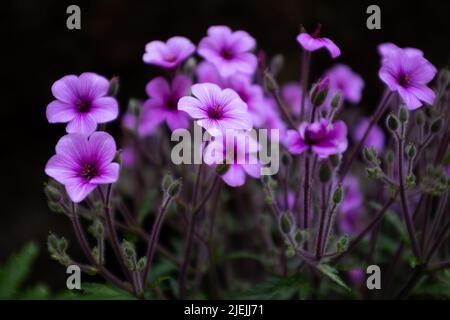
(296, 27, 341, 58)
(139, 76, 192, 136)
(178, 83, 253, 135)
(339, 176, 363, 235)
(259, 98, 287, 138)
(281, 82, 311, 115)
(324, 64, 365, 105)
(378, 42, 423, 59)
(378, 44, 437, 110)
(143, 36, 195, 69)
(46, 73, 119, 135)
(353, 118, 385, 153)
(285, 119, 348, 158)
(348, 268, 365, 287)
(45, 132, 119, 203)
(196, 61, 224, 86)
(204, 130, 261, 187)
(198, 26, 257, 78)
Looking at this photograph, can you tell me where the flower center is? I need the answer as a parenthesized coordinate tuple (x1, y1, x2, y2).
(207, 105, 224, 120)
(76, 99, 91, 113)
(398, 74, 411, 87)
(304, 129, 323, 145)
(220, 47, 235, 60)
(80, 163, 98, 181)
(167, 96, 178, 110)
(165, 54, 177, 63)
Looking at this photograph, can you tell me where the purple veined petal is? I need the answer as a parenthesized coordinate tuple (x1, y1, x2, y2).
(77, 72, 110, 100)
(46, 100, 77, 123)
(45, 154, 78, 184)
(55, 133, 90, 163)
(196, 118, 221, 135)
(241, 162, 262, 178)
(398, 87, 422, 110)
(51, 75, 78, 103)
(220, 88, 244, 108)
(191, 82, 222, 106)
(225, 52, 258, 76)
(321, 38, 341, 58)
(171, 75, 192, 98)
(327, 120, 348, 141)
(229, 30, 256, 52)
(165, 111, 190, 131)
(196, 62, 223, 85)
(221, 164, 246, 187)
(408, 84, 436, 106)
(285, 130, 308, 155)
(409, 60, 438, 84)
(89, 97, 119, 123)
(311, 141, 338, 157)
(138, 105, 167, 136)
(146, 77, 171, 99)
(90, 162, 119, 184)
(166, 36, 196, 59)
(178, 96, 209, 119)
(65, 178, 97, 203)
(207, 25, 232, 41)
(378, 66, 400, 91)
(66, 113, 98, 134)
(87, 131, 117, 166)
(220, 110, 253, 131)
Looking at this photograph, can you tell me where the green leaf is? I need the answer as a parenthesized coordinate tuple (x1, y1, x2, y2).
(385, 211, 409, 242)
(318, 264, 351, 292)
(20, 284, 51, 300)
(229, 274, 308, 300)
(0, 242, 39, 299)
(57, 283, 135, 300)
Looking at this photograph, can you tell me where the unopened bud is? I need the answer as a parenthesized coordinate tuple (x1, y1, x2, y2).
(263, 71, 278, 92)
(310, 77, 330, 107)
(399, 106, 409, 123)
(431, 118, 443, 133)
(329, 154, 340, 168)
(319, 163, 332, 183)
(333, 184, 343, 204)
(406, 143, 416, 159)
(279, 212, 293, 234)
(331, 93, 341, 108)
(167, 178, 182, 197)
(107, 76, 120, 97)
(386, 114, 399, 132)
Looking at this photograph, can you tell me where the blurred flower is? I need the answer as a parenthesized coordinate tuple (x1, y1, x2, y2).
(198, 25, 257, 78)
(324, 64, 365, 105)
(348, 268, 365, 287)
(143, 36, 195, 69)
(276, 190, 295, 212)
(339, 176, 363, 235)
(139, 76, 192, 136)
(281, 82, 311, 115)
(178, 83, 252, 135)
(353, 118, 385, 153)
(378, 44, 437, 110)
(204, 130, 261, 187)
(296, 27, 341, 58)
(196, 61, 224, 86)
(259, 98, 287, 138)
(285, 119, 348, 158)
(45, 132, 119, 203)
(122, 147, 135, 168)
(378, 42, 423, 59)
(46, 73, 119, 135)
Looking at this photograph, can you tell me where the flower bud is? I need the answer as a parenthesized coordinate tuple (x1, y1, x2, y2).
(363, 147, 374, 163)
(136, 257, 146, 271)
(162, 173, 173, 192)
(406, 143, 416, 159)
(398, 106, 409, 123)
(332, 184, 343, 204)
(263, 71, 279, 92)
(431, 118, 443, 133)
(385, 150, 394, 163)
(310, 77, 330, 107)
(107, 76, 120, 97)
(269, 54, 284, 77)
(386, 114, 399, 132)
(319, 163, 332, 183)
(331, 93, 341, 108)
(329, 154, 340, 168)
(167, 178, 182, 197)
(128, 98, 141, 117)
(279, 212, 294, 234)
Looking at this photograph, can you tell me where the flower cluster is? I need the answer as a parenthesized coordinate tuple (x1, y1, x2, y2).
(43, 24, 449, 301)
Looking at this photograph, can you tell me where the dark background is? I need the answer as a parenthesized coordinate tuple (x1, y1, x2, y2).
(2, 0, 449, 290)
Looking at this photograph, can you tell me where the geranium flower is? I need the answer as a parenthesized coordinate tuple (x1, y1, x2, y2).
(203, 130, 261, 187)
(353, 118, 385, 153)
(143, 36, 195, 69)
(378, 45, 437, 109)
(296, 27, 341, 58)
(45, 132, 119, 203)
(324, 64, 365, 105)
(198, 25, 257, 78)
(281, 82, 311, 115)
(139, 76, 192, 135)
(196, 61, 224, 86)
(177, 83, 253, 135)
(285, 119, 348, 158)
(46, 73, 119, 134)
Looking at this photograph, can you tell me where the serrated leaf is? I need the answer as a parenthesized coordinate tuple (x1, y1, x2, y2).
(0, 242, 39, 299)
(318, 264, 351, 292)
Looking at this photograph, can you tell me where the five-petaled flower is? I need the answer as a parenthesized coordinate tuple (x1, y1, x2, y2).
(296, 26, 341, 59)
(198, 25, 257, 78)
(178, 83, 253, 135)
(285, 119, 348, 158)
(143, 36, 195, 69)
(45, 132, 120, 203)
(46, 73, 119, 134)
(139, 76, 192, 136)
(378, 44, 437, 110)
(204, 130, 261, 187)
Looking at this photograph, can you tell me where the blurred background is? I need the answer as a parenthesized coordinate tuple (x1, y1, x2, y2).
(2, 0, 449, 291)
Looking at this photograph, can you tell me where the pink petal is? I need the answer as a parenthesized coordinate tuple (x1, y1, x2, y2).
(46, 100, 77, 123)
(66, 113, 97, 134)
(146, 77, 171, 99)
(166, 112, 190, 131)
(285, 130, 307, 155)
(229, 30, 256, 52)
(398, 87, 422, 110)
(191, 83, 222, 105)
(177, 96, 208, 119)
(65, 179, 97, 203)
(221, 164, 246, 187)
(90, 97, 119, 123)
(77, 72, 110, 100)
(322, 38, 341, 58)
(51, 75, 78, 103)
(241, 162, 262, 178)
(88, 131, 117, 165)
(408, 85, 435, 106)
(138, 104, 167, 136)
(45, 154, 78, 183)
(172, 75, 192, 98)
(55, 133, 89, 162)
(91, 162, 119, 184)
